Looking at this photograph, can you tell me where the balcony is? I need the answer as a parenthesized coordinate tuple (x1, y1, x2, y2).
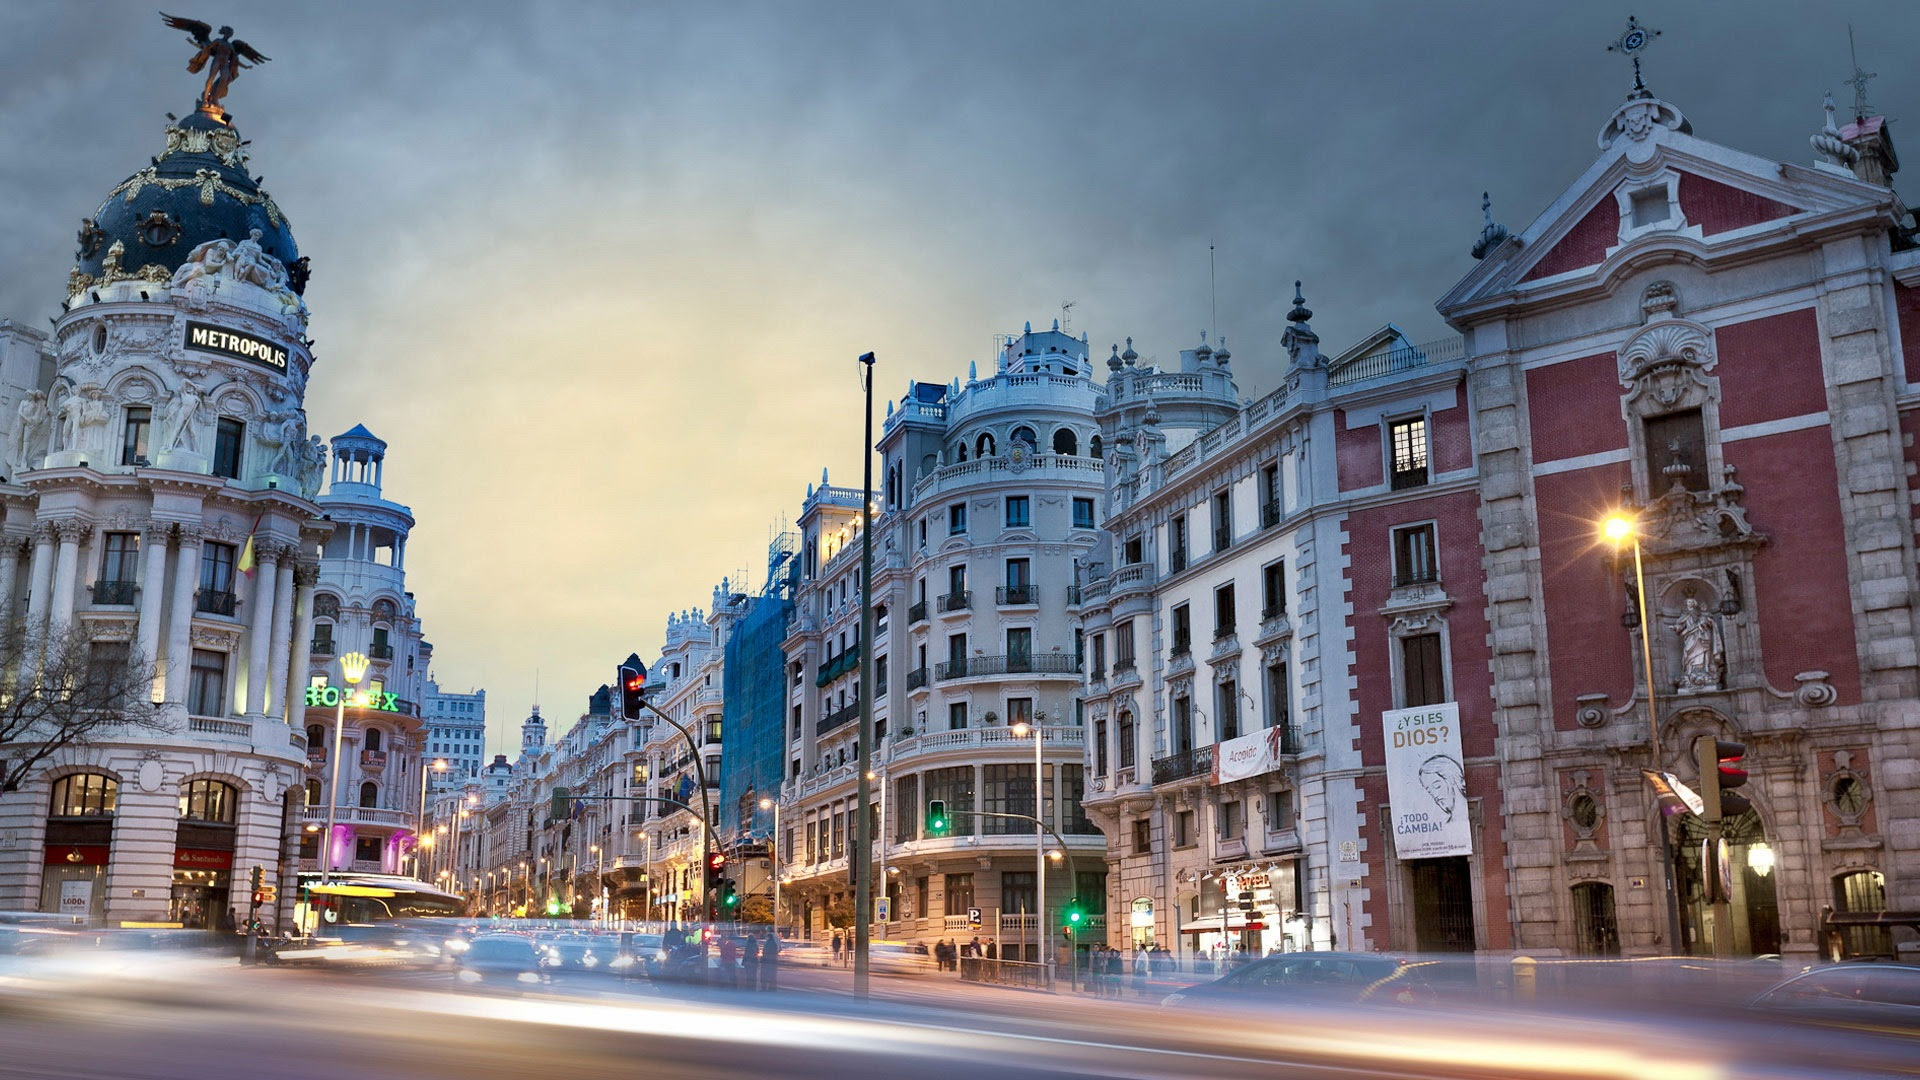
(907, 599, 928, 624)
(995, 585, 1037, 606)
(817, 700, 861, 736)
(1390, 465, 1429, 491)
(888, 723, 1084, 767)
(91, 580, 136, 606)
(306, 744, 326, 765)
(1151, 744, 1213, 785)
(368, 643, 395, 660)
(937, 590, 972, 614)
(933, 653, 1078, 680)
(194, 588, 237, 616)
(298, 805, 415, 829)
(906, 666, 929, 691)
(360, 749, 388, 772)
(1393, 565, 1440, 588)
(1065, 585, 1083, 606)
(816, 644, 861, 687)
(311, 636, 335, 655)
(1169, 550, 1188, 574)
(1170, 636, 1191, 659)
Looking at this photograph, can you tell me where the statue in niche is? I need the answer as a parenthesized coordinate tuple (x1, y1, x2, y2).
(74, 384, 112, 456)
(53, 393, 81, 452)
(10, 391, 48, 475)
(1670, 596, 1725, 690)
(296, 434, 327, 497)
(270, 412, 305, 477)
(159, 380, 208, 453)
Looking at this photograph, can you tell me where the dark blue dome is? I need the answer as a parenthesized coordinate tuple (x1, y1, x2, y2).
(75, 108, 297, 285)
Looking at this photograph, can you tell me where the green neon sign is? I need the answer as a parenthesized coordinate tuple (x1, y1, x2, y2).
(304, 683, 400, 712)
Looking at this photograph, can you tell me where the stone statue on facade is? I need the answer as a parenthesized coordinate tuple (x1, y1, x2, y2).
(10, 391, 48, 476)
(160, 381, 208, 453)
(169, 238, 234, 291)
(1670, 596, 1725, 690)
(160, 14, 270, 114)
(74, 384, 112, 457)
(296, 434, 327, 497)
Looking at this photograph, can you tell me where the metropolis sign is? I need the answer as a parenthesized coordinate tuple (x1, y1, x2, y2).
(183, 321, 289, 372)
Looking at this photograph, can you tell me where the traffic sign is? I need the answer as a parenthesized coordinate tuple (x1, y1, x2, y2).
(967, 906, 982, 928)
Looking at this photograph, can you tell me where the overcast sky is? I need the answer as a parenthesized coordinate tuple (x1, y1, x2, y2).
(1, 2, 1914, 758)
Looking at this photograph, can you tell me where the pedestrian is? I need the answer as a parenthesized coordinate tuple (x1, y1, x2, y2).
(1105, 945, 1123, 998)
(984, 941, 996, 961)
(760, 929, 780, 991)
(718, 935, 739, 990)
(968, 935, 981, 959)
(832, 930, 843, 966)
(741, 930, 760, 987)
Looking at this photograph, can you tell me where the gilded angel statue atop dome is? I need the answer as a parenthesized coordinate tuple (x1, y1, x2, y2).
(160, 14, 270, 114)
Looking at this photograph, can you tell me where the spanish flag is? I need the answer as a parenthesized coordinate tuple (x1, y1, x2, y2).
(237, 514, 262, 577)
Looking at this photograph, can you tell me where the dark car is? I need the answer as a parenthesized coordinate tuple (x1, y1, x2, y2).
(1162, 952, 1439, 1008)
(542, 936, 607, 973)
(455, 934, 545, 988)
(1750, 963, 1920, 1028)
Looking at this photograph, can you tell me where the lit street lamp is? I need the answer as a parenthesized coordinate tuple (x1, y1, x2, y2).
(1010, 717, 1046, 965)
(414, 758, 448, 879)
(320, 652, 371, 887)
(759, 797, 779, 933)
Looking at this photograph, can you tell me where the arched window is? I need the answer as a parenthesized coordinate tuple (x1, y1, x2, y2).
(364, 728, 383, 753)
(372, 599, 397, 622)
(955, 441, 969, 463)
(1090, 435, 1104, 460)
(1570, 882, 1620, 956)
(359, 782, 378, 808)
(305, 779, 322, 806)
(1011, 426, 1037, 450)
(306, 724, 325, 751)
(50, 773, 117, 817)
(179, 779, 237, 824)
(976, 432, 996, 458)
(1053, 428, 1078, 456)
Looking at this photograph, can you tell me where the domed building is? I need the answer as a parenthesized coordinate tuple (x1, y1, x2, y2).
(0, 82, 330, 928)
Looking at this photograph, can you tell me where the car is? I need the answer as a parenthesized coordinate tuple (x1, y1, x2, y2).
(1162, 952, 1440, 1008)
(455, 934, 546, 988)
(1750, 963, 1920, 1028)
(608, 933, 666, 980)
(541, 935, 607, 972)
(868, 941, 935, 975)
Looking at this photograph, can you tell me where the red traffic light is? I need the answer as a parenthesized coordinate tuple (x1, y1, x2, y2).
(707, 851, 728, 871)
(1246, 921, 1266, 931)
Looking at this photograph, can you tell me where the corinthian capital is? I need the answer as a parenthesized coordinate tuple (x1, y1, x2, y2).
(174, 522, 205, 547)
(50, 519, 88, 544)
(293, 561, 321, 589)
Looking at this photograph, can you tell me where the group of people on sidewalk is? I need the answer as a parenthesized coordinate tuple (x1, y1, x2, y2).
(704, 927, 782, 990)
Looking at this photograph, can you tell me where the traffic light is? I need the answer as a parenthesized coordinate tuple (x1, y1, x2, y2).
(705, 850, 728, 891)
(1695, 737, 1751, 820)
(619, 661, 647, 721)
(249, 865, 264, 892)
(549, 786, 572, 821)
(721, 880, 739, 910)
(253, 885, 277, 906)
(1063, 896, 1087, 930)
(927, 800, 949, 836)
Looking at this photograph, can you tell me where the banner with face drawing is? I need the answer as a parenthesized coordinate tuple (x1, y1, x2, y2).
(1383, 702, 1472, 859)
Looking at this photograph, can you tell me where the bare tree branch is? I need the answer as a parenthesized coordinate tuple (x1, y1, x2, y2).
(0, 627, 170, 793)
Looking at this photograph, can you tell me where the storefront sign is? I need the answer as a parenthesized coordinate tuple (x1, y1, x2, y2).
(1212, 725, 1292, 784)
(43, 845, 109, 865)
(1129, 897, 1155, 928)
(173, 847, 234, 870)
(184, 321, 288, 372)
(1382, 702, 1472, 859)
(59, 880, 93, 916)
(304, 683, 399, 712)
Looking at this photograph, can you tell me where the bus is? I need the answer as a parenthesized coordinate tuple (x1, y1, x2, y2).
(293, 872, 464, 933)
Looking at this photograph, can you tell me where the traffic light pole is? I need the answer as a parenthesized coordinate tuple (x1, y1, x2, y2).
(936, 806, 1083, 988)
(629, 694, 718, 923)
(853, 350, 877, 1000)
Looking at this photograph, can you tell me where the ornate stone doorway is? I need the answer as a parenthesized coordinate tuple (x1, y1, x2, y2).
(1674, 808, 1779, 955)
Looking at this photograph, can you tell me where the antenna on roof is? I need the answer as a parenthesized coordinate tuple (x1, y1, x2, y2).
(1209, 242, 1218, 344)
(1060, 300, 1076, 335)
(1846, 23, 1877, 121)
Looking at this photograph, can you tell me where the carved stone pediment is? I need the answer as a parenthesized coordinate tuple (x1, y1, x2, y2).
(1638, 481, 1764, 554)
(1618, 318, 1715, 392)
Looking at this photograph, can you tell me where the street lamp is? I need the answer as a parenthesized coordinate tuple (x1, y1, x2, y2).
(1602, 512, 1683, 952)
(1010, 717, 1046, 965)
(759, 797, 780, 934)
(415, 758, 448, 879)
(320, 651, 371, 887)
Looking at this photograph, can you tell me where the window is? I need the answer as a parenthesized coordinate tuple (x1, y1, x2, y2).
(354, 836, 382, 863)
(1005, 495, 1030, 528)
(1001, 870, 1037, 913)
(1265, 789, 1293, 832)
(1094, 718, 1108, 774)
(199, 542, 237, 596)
(976, 432, 996, 458)
(305, 724, 324, 749)
(1090, 634, 1106, 679)
(1124, 536, 1143, 564)
(179, 778, 236, 823)
(1217, 679, 1239, 742)
(1629, 186, 1670, 228)
(1073, 497, 1096, 529)
(949, 502, 967, 534)
(305, 778, 322, 806)
(875, 653, 888, 695)
(1393, 523, 1438, 587)
(1115, 620, 1135, 670)
(1219, 800, 1243, 839)
(99, 531, 139, 589)
(1265, 661, 1292, 741)
(982, 765, 1034, 835)
(359, 782, 378, 808)
(944, 873, 975, 916)
(365, 728, 382, 753)
(1169, 515, 1188, 572)
(1213, 583, 1236, 639)
(312, 623, 334, 652)
(1132, 817, 1152, 855)
(1261, 560, 1286, 618)
(1212, 490, 1232, 550)
(1006, 628, 1032, 668)
(1052, 428, 1078, 456)
(947, 631, 966, 667)
(371, 626, 391, 658)
(1003, 558, 1032, 604)
(187, 649, 227, 716)
(1402, 632, 1446, 707)
(50, 773, 117, 817)
(1644, 408, 1707, 494)
(1260, 463, 1281, 527)
(1171, 604, 1191, 657)
(926, 765, 973, 832)
(1172, 696, 1193, 755)
(1389, 416, 1429, 489)
(1062, 764, 1096, 834)
(948, 701, 969, 730)
(947, 563, 967, 598)
(120, 407, 151, 466)
(212, 417, 245, 480)
(1118, 711, 1135, 769)
(1174, 809, 1195, 847)
(1006, 696, 1032, 728)
(1011, 425, 1037, 450)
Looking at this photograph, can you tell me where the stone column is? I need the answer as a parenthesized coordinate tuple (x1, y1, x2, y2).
(164, 524, 204, 706)
(266, 546, 297, 722)
(45, 519, 84, 644)
(244, 547, 281, 716)
(22, 522, 55, 644)
(135, 522, 172, 697)
(0, 531, 26, 634)
(283, 561, 318, 725)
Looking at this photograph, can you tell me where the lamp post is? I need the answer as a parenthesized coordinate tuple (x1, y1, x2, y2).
(451, 809, 469, 905)
(415, 758, 447, 879)
(1602, 512, 1684, 953)
(1012, 717, 1047, 966)
(518, 861, 529, 915)
(321, 652, 371, 887)
(852, 348, 877, 999)
(759, 797, 780, 934)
